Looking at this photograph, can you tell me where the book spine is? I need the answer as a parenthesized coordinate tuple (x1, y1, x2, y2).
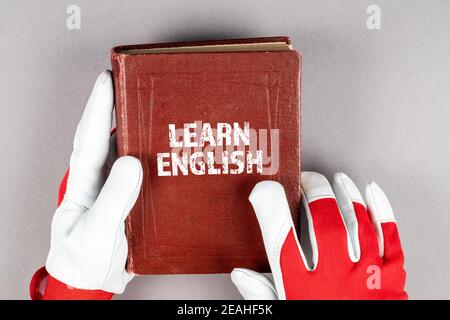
(111, 52, 135, 272)
(111, 52, 128, 157)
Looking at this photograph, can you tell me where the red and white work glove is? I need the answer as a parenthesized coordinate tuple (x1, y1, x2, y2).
(231, 173, 407, 299)
(30, 70, 142, 300)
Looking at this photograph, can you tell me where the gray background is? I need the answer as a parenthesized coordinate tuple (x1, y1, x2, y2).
(1, 0, 449, 299)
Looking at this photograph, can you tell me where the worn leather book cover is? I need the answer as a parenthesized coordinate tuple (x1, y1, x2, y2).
(111, 37, 301, 274)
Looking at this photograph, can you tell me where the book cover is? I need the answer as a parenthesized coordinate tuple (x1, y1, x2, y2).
(111, 37, 301, 274)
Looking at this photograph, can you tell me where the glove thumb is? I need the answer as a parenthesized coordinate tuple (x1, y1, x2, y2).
(231, 268, 278, 300)
(87, 156, 143, 237)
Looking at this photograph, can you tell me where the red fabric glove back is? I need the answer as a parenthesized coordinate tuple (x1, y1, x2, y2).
(281, 200, 406, 299)
(231, 172, 407, 300)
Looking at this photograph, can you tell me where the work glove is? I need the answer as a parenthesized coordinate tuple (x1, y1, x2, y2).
(30, 70, 143, 299)
(231, 172, 407, 299)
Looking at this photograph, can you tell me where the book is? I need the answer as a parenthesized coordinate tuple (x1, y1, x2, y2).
(111, 37, 301, 274)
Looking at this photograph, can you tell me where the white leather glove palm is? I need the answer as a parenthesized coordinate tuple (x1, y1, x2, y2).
(46, 70, 143, 294)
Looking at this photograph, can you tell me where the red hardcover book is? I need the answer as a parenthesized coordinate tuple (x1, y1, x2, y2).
(111, 37, 301, 274)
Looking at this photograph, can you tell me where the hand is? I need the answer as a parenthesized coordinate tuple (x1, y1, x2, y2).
(231, 172, 407, 300)
(44, 70, 143, 296)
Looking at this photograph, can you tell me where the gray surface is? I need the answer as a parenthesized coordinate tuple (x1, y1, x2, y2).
(1, 0, 449, 299)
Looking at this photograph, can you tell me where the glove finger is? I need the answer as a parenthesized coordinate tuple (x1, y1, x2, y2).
(333, 172, 379, 262)
(231, 268, 278, 300)
(65, 70, 114, 210)
(365, 182, 404, 261)
(301, 172, 349, 268)
(249, 181, 307, 300)
(87, 156, 143, 241)
(332, 172, 362, 261)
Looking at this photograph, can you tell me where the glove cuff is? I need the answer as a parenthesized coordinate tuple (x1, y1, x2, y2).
(30, 267, 113, 300)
